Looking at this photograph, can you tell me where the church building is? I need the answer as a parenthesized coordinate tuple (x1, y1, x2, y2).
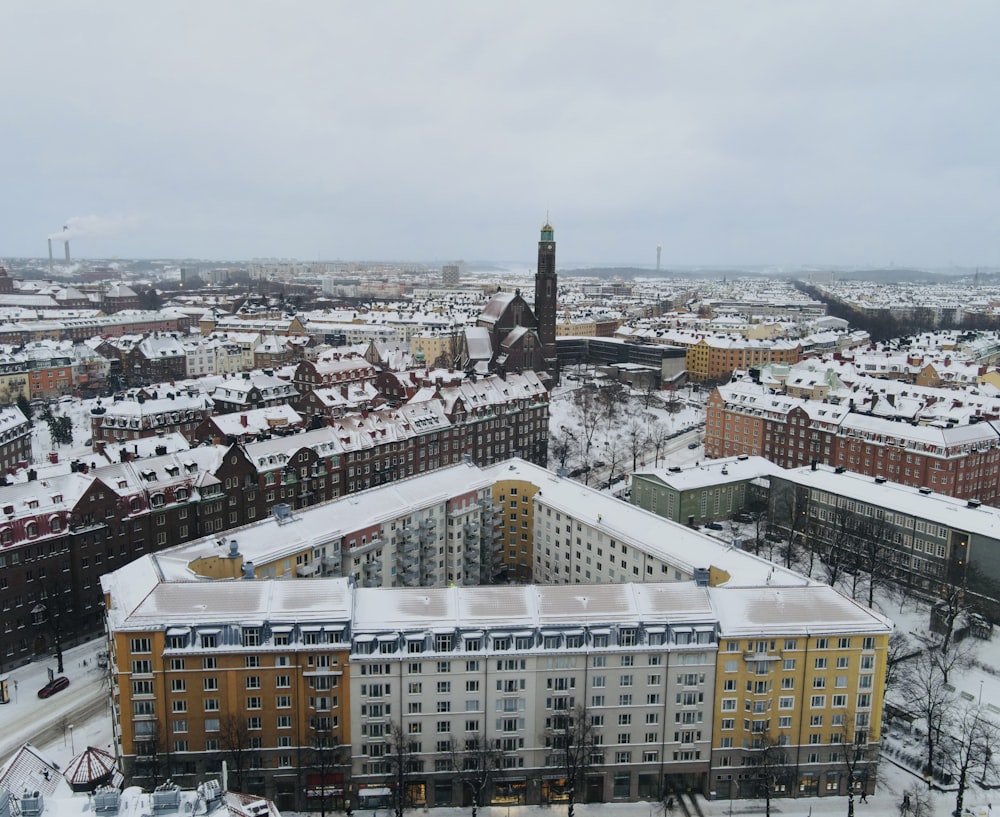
(460, 221, 560, 385)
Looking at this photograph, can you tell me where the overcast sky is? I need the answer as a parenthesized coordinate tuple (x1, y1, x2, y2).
(2, 2, 997, 268)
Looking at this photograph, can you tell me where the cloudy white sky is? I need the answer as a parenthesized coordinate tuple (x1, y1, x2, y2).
(2, 2, 997, 267)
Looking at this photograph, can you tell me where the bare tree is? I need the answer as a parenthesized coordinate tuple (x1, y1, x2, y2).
(884, 630, 917, 696)
(550, 426, 577, 474)
(948, 705, 1000, 817)
(37, 579, 74, 674)
(308, 719, 349, 817)
(385, 720, 415, 817)
(571, 388, 601, 480)
(744, 733, 792, 817)
(744, 498, 768, 556)
(662, 387, 682, 414)
(898, 785, 932, 817)
(768, 481, 809, 569)
(624, 418, 647, 472)
(220, 714, 253, 793)
(933, 635, 976, 686)
(900, 649, 955, 785)
(934, 585, 965, 658)
(603, 434, 624, 487)
(833, 709, 876, 817)
(820, 504, 859, 590)
(648, 421, 671, 467)
(543, 704, 598, 817)
(598, 382, 626, 435)
(450, 734, 506, 817)
(641, 380, 659, 410)
(134, 718, 168, 787)
(854, 511, 895, 609)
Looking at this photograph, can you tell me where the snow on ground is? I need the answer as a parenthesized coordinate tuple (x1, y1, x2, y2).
(0, 637, 112, 765)
(25, 396, 105, 474)
(548, 374, 708, 492)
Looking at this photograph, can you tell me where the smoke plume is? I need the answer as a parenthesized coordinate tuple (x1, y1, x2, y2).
(48, 214, 140, 241)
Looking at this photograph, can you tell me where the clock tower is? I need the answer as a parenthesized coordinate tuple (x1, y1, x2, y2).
(534, 220, 559, 385)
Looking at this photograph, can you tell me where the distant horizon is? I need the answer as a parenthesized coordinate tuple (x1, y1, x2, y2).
(3, 255, 997, 276)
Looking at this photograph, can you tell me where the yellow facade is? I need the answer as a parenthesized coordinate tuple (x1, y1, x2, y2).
(410, 332, 460, 366)
(0, 370, 29, 401)
(491, 477, 537, 582)
(110, 623, 351, 783)
(556, 318, 597, 337)
(710, 631, 888, 795)
(187, 546, 321, 580)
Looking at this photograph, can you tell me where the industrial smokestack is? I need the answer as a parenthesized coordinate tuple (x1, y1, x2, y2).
(64, 241, 70, 262)
(47, 238, 53, 261)
(656, 244, 662, 272)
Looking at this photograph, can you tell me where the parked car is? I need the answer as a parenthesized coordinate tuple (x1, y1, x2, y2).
(705, 522, 724, 530)
(37, 676, 70, 698)
(687, 442, 700, 449)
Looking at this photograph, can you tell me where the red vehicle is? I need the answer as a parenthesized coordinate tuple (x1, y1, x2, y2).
(37, 676, 70, 698)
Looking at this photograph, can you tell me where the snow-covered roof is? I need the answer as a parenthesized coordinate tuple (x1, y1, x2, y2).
(150, 460, 494, 579)
(708, 584, 892, 637)
(634, 455, 781, 491)
(776, 463, 1000, 542)
(208, 405, 303, 437)
(352, 581, 716, 633)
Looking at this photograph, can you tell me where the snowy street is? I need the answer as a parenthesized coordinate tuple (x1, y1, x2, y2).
(0, 637, 113, 765)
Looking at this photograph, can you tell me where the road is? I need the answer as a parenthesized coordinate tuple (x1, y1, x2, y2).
(0, 639, 112, 764)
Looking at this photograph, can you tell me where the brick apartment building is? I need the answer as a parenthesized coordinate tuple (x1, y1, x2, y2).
(1, 372, 550, 666)
(707, 379, 1000, 505)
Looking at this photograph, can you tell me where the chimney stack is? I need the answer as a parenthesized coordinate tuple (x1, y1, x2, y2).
(64, 240, 70, 262)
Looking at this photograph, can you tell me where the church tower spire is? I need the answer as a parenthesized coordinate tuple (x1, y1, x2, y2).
(534, 219, 559, 384)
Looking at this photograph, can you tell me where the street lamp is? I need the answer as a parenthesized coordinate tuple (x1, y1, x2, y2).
(68, 724, 74, 755)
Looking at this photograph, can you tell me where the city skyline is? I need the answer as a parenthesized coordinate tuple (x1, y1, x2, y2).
(2, 2, 997, 267)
